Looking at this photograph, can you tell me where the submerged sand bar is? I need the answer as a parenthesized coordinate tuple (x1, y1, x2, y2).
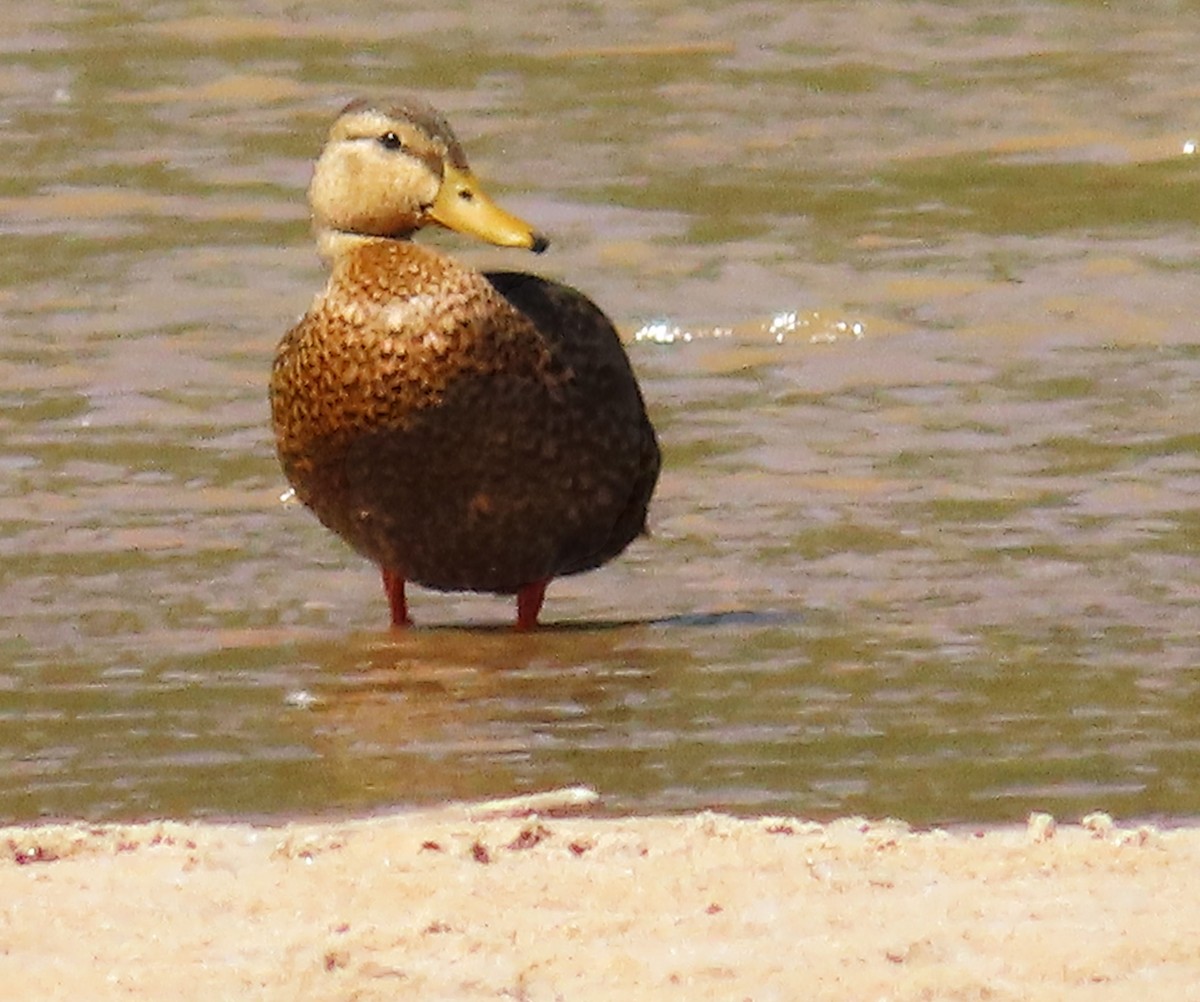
(3, 789, 1197, 1000)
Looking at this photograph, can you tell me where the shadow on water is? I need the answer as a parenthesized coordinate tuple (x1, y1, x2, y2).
(364, 608, 800, 636)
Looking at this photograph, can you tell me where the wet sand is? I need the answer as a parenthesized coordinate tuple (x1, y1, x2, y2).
(2, 790, 1196, 1000)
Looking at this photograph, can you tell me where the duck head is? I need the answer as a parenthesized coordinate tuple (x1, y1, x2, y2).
(308, 97, 549, 257)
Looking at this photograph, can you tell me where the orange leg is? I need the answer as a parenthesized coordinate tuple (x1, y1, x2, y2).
(515, 578, 549, 631)
(381, 568, 412, 628)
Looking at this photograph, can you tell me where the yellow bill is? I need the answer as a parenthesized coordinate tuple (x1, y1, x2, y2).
(429, 164, 549, 253)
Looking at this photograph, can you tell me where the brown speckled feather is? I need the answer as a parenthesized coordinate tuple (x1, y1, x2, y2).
(271, 240, 660, 595)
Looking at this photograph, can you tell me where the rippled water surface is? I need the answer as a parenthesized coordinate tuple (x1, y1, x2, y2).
(2, 1, 1199, 825)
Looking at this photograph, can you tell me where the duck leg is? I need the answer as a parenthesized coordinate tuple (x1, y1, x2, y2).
(381, 568, 412, 628)
(515, 578, 549, 631)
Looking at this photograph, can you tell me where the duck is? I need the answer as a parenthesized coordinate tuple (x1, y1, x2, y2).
(270, 97, 660, 630)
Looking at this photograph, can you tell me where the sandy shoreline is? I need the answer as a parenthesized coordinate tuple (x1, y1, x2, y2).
(3, 789, 1197, 1000)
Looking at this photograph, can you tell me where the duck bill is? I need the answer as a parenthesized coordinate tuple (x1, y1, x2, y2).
(429, 164, 549, 253)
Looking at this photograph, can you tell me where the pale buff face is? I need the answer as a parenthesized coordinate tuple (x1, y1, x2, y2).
(307, 108, 445, 238)
(306, 99, 547, 256)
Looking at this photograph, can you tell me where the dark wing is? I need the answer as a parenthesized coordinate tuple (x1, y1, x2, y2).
(485, 270, 661, 571)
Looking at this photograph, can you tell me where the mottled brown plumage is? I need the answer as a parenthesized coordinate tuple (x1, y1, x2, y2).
(270, 97, 660, 629)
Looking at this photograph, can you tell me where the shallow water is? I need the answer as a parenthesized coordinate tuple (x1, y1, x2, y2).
(2, 1, 1199, 825)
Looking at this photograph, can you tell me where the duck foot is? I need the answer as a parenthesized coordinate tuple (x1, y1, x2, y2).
(381, 568, 412, 628)
(515, 579, 549, 631)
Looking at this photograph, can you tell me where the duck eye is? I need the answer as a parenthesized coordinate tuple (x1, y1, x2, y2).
(378, 131, 404, 151)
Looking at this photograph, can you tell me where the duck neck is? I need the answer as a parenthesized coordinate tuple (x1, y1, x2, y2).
(314, 226, 416, 266)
